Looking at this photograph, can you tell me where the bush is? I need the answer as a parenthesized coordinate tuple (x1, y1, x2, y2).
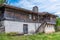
(7, 32, 19, 36)
(37, 32, 44, 35)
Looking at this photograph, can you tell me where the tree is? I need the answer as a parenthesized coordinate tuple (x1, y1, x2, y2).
(56, 17, 60, 26)
(0, 0, 6, 4)
(55, 17, 60, 31)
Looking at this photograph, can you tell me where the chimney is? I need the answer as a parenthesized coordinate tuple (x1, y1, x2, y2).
(32, 6, 38, 12)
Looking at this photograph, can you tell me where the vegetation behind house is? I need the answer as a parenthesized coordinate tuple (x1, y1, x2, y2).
(56, 17, 60, 26)
(55, 17, 60, 31)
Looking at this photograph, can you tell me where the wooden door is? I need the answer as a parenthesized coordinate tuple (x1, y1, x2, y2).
(23, 24, 28, 34)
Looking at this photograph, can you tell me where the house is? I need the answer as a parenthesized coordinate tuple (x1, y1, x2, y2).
(0, 4, 57, 34)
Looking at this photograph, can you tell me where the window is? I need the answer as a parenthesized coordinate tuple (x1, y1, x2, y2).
(29, 14, 32, 19)
(4, 11, 14, 18)
(33, 16, 36, 20)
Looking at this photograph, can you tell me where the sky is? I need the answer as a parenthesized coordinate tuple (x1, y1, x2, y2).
(6, 0, 60, 17)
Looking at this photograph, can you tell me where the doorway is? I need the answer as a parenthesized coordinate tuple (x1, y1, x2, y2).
(23, 24, 28, 34)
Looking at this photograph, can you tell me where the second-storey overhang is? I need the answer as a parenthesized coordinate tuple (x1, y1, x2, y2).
(47, 22, 56, 25)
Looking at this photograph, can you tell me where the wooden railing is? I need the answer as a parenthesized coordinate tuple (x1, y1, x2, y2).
(35, 21, 47, 33)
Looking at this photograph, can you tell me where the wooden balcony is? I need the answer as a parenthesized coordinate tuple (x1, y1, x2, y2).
(4, 16, 56, 24)
(43, 19, 56, 24)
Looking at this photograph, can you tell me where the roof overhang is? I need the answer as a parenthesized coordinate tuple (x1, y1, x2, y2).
(0, 4, 57, 17)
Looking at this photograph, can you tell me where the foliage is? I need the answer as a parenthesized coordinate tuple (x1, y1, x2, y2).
(55, 17, 60, 31)
(56, 17, 60, 26)
(0, 32, 60, 40)
(7, 32, 19, 36)
(0, 0, 5, 4)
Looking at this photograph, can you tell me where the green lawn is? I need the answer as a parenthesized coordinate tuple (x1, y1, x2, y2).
(0, 32, 60, 40)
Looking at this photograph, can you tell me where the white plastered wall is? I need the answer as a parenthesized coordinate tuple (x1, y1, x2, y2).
(4, 20, 41, 34)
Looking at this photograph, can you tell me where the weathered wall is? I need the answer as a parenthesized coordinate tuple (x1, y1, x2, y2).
(44, 25, 55, 34)
(4, 20, 41, 34)
(4, 8, 39, 23)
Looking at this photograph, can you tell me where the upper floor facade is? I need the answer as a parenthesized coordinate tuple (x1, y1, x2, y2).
(0, 4, 57, 24)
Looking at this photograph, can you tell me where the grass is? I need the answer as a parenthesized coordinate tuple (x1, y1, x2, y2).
(0, 32, 60, 40)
